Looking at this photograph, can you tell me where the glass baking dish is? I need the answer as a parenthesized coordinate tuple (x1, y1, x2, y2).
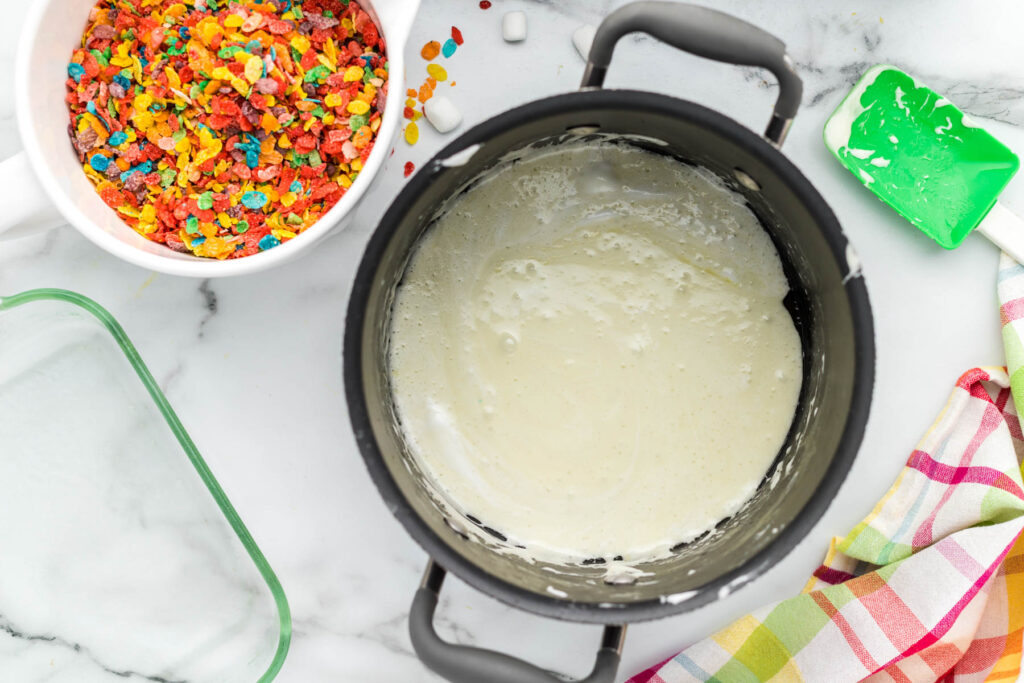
(0, 289, 290, 681)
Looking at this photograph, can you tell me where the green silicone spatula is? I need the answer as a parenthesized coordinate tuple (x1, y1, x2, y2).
(825, 64, 1024, 261)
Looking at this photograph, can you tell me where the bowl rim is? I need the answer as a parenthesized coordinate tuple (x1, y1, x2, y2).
(344, 88, 876, 624)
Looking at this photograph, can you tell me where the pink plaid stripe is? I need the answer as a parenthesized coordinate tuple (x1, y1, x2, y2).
(912, 402, 1003, 548)
(907, 450, 1024, 499)
(1000, 297, 1024, 325)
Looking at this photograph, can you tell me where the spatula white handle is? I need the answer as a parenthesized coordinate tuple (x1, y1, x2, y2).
(977, 203, 1024, 264)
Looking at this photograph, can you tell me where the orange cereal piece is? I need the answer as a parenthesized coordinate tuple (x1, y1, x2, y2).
(418, 82, 434, 103)
(420, 41, 441, 60)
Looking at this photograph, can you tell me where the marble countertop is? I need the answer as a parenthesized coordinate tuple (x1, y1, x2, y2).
(3, 1, 1024, 680)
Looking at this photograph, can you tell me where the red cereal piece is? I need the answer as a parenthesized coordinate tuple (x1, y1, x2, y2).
(479, 1, 491, 8)
(451, 26, 464, 45)
(404, 161, 414, 177)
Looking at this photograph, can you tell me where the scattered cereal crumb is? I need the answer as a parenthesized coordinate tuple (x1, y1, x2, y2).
(479, 0, 492, 8)
(421, 41, 441, 60)
(451, 26, 464, 46)
(405, 121, 420, 145)
(404, 161, 415, 177)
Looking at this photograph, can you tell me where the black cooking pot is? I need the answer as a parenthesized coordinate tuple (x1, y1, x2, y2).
(344, 3, 874, 681)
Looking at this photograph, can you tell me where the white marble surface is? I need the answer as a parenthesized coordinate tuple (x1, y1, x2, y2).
(2, 1, 1024, 680)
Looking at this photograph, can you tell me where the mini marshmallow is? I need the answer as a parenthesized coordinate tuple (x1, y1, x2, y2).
(424, 96, 462, 134)
(572, 24, 597, 59)
(502, 11, 527, 42)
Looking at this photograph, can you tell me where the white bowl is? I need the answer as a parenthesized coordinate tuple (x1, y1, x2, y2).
(5, 0, 419, 277)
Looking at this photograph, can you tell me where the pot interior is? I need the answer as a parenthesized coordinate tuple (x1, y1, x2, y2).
(351, 93, 870, 622)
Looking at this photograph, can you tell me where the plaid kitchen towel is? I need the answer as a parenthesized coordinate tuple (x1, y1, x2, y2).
(629, 255, 1024, 683)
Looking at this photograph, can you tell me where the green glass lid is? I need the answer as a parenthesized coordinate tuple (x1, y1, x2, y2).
(0, 289, 290, 681)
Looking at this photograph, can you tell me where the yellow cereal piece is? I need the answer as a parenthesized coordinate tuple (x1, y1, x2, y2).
(110, 54, 133, 67)
(164, 3, 187, 18)
(244, 55, 264, 83)
(200, 21, 223, 45)
(230, 78, 250, 95)
(324, 93, 343, 108)
(140, 204, 157, 224)
(133, 93, 153, 111)
(404, 121, 419, 145)
(278, 134, 291, 149)
(324, 39, 337, 68)
(316, 54, 336, 72)
(322, 112, 335, 125)
(290, 35, 311, 55)
(272, 228, 297, 241)
(347, 99, 370, 115)
(224, 13, 245, 28)
(204, 79, 222, 95)
(405, 98, 416, 109)
(280, 192, 297, 207)
(211, 66, 233, 81)
(339, 174, 353, 188)
(118, 205, 140, 218)
(426, 64, 447, 81)
(174, 136, 192, 154)
(370, 118, 381, 132)
(343, 65, 364, 82)
(351, 158, 363, 172)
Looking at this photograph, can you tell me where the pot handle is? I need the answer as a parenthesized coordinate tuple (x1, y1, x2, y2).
(580, 1, 803, 147)
(409, 560, 626, 683)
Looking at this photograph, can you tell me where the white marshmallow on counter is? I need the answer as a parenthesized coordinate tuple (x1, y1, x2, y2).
(424, 96, 462, 134)
(573, 24, 597, 60)
(502, 11, 527, 42)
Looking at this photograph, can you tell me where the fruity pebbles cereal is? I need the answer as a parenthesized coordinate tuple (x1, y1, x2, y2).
(66, 0, 387, 259)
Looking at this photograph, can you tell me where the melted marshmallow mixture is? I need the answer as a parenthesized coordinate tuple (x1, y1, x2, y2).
(388, 142, 802, 562)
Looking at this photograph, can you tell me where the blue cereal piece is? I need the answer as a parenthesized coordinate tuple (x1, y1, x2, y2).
(442, 39, 457, 58)
(109, 131, 128, 146)
(68, 62, 86, 83)
(259, 234, 281, 250)
(289, 180, 302, 193)
(89, 154, 110, 172)
(241, 191, 268, 209)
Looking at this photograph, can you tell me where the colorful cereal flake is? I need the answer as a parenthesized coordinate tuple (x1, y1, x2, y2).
(403, 28, 462, 148)
(66, 0, 389, 259)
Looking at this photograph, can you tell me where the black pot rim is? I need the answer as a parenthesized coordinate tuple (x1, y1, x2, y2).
(344, 88, 875, 624)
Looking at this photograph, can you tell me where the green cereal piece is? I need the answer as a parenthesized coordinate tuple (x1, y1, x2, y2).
(307, 150, 322, 168)
(303, 65, 330, 83)
(348, 113, 368, 131)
